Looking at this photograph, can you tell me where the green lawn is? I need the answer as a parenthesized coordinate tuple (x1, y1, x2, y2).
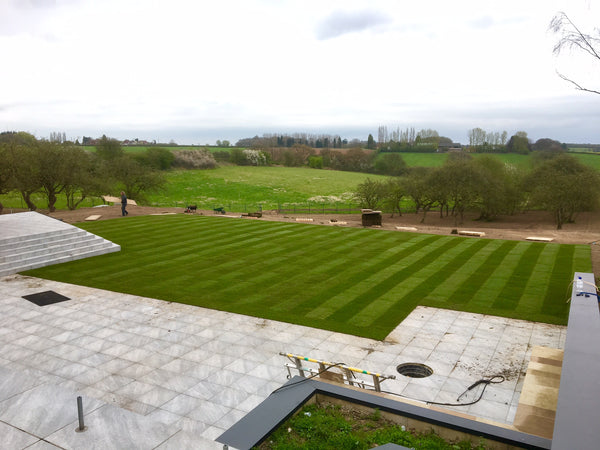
(0, 166, 382, 211)
(23, 215, 590, 340)
(146, 166, 386, 210)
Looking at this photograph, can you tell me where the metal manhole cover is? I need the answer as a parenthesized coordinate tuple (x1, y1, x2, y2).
(396, 363, 433, 378)
(23, 290, 70, 307)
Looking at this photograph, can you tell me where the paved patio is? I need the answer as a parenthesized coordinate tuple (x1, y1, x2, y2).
(0, 273, 565, 449)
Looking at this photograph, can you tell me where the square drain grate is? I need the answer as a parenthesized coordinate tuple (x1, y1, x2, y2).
(23, 290, 71, 307)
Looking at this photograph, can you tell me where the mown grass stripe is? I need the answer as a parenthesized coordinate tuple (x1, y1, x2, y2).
(491, 243, 545, 310)
(418, 239, 507, 304)
(325, 237, 463, 323)
(203, 228, 376, 298)
(349, 238, 490, 333)
(25, 215, 584, 339)
(229, 229, 393, 309)
(464, 241, 537, 310)
(541, 244, 575, 317)
(444, 240, 519, 305)
(513, 244, 560, 320)
(297, 234, 441, 318)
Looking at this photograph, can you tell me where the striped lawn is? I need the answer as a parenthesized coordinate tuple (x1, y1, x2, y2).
(24, 215, 591, 340)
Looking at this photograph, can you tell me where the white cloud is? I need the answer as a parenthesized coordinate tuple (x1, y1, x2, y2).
(315, 8, 393, 40)
(0, 0, 599, 144)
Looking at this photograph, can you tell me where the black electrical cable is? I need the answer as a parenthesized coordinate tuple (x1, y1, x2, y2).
(273, 355, 506, 408)
(379, 375, 505, 407)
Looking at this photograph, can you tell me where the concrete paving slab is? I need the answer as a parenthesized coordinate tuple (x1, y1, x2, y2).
(0, 420, 39, 449)
(0, 382, 104, 438)
(0, 273, 566, 447)
(46, 403, 179, 450)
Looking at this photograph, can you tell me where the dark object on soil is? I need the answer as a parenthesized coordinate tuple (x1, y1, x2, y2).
(246, 212, 262, 218)
(451, 229, 458, 234)
(23, 290, 70, 307)
(361, 210, 382, 227)
(185, 205, 197, 213)
(213, 207, 226, 214)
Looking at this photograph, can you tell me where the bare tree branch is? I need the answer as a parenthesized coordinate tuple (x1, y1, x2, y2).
(550, 11, 600, 94)
(557, 71, 600, 95)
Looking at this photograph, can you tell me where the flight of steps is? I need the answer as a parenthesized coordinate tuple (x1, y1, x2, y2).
(0, 212, 120, 277)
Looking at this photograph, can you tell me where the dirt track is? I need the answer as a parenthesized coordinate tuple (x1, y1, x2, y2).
(5, 205, 600, 279)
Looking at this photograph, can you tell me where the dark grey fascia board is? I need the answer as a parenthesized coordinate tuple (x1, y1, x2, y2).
(551, 272, 600, 450)
(217, 376, 551, 450)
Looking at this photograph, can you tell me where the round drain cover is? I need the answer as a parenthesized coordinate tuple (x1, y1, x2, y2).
(396, 363, 433, 378)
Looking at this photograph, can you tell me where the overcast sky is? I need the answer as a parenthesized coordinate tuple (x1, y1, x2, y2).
(1, 0, 599, 145)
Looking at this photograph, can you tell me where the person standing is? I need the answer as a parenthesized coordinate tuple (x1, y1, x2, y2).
(120, 191, 128, 216)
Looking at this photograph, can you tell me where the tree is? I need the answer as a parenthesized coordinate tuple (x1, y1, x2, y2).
(380, 178, 405, 217)
(3, 136, 41, 210)
(136, 147, 174, 170)
(401, 167, 438, 222)
(550, 12, 600, 95)
(36, 141, 72, 212)
(532, 138, 563, 153)
(472, 155, 524, 220)
(111, 155, 166, 203)
(506, 132, 530, 154)
(436, 154, 483, 225)
(354, 178, 385, 210)
(468, 128, 486, 147)
(417, 129, 440, 148)
(367, 134, 375, 149)
(95, 135, 124, 160)
(374, 153, 408, 176)
(63, 148, 108, 210)
(0, 144, 11, 213)
(526, 154, 600, 229)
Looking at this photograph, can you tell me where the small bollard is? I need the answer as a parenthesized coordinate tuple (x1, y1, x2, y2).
(76, 396, 87, 432)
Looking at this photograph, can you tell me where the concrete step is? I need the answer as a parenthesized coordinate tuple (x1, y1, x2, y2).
(0, 245, 121, 276)
(0, 228, 76, 251)
(0, 230, 102, 262)
(0, 212, 120, 277)
(0, 243, 120, 277)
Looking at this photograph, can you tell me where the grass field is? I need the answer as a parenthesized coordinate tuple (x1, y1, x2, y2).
(23, 215, 590, 340)
(146, 166, 386, 210)
(2, 151, 598, 211)
(0, 166, 381, 211)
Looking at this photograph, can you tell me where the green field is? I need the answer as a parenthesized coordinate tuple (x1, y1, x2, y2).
(24, 215, 589, 340)
(146, 166, 386, 210)
(2, 151, 599, 211)
(392, 151, 600, 170)
(0, 166, 382, 211)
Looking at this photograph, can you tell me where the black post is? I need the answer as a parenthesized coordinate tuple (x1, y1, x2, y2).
(77, 396, 86, 432)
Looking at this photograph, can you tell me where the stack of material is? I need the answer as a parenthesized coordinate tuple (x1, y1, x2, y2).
(513, 346, 563, 439)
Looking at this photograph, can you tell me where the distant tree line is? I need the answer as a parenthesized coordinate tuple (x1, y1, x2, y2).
(235, 127, 571, 156)
(0, 132, 218, 213)
(236, 133, 349, 149)
(354, 152, 600, 229)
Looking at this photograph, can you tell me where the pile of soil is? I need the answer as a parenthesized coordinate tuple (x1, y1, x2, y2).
(4, 205, 600, 277)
